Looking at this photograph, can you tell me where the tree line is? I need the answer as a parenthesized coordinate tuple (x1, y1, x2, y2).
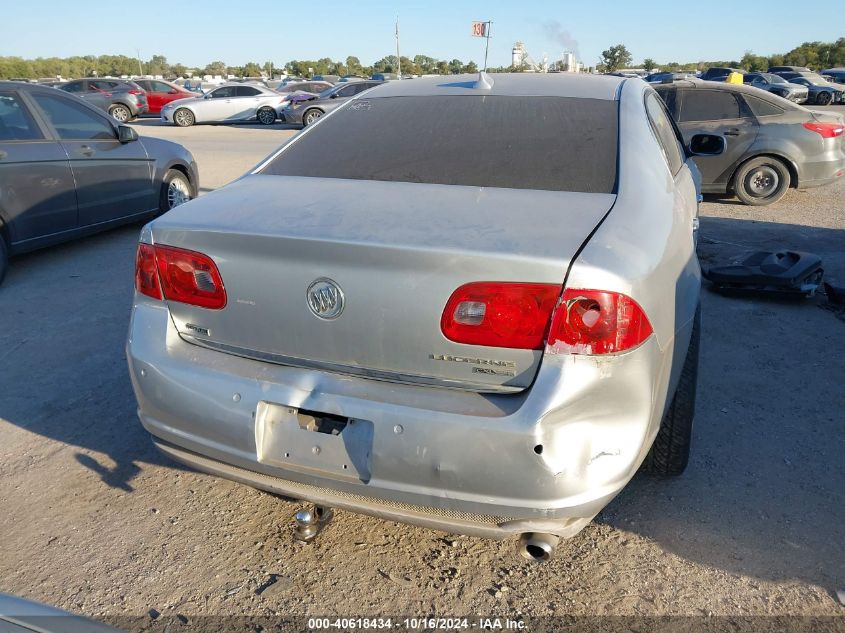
(0, 53, 480, 80)
(2, 38, 844, 80)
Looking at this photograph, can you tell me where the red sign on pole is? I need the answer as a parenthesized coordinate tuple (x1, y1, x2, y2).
(471, 21, 487, 37)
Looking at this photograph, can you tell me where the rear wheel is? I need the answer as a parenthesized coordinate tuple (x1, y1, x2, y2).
(159, 170, 192, 213)
(108, 104, 131, 123)
(173, 108, 195, 127)
(816, 91, 832, 106)
(733, 156, 791, 206)
(302, 108, 322, 126)
(642, 306, 700, 476)
(257, 107, 276, 125)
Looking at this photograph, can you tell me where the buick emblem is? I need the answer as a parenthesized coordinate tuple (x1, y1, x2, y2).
(306, 278, 344, 320)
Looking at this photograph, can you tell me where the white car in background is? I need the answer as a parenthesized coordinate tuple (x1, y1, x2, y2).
(161, 83, 285, 126)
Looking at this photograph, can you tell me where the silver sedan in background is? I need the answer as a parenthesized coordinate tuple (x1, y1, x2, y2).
(161, 83, 285, 126)
(128, 74, 724, 561)
(280, 80, 381, 125)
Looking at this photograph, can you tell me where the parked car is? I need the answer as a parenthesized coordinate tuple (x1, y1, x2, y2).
(656, 79, 845, 205)
(133, 79, 194, 114)
(821, 68, 845, 84)
(280, 80, 381, 126)
(312, 75, 340, 84)
(768, 65, 812, 75)
(127, 73, 727, 559)
(0, 593, 120, 633)
(274, 80, 333, 104)
(58, 78, 147, 122)
(743, 72, 808, 103)
(160, 83, 285, 126)
(0, 81, 197, 284)
(780, 73, 845, 105)
(644, 72, 694, 84)
(700, 67, 744, 82)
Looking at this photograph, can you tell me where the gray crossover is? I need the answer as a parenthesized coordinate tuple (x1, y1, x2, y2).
(127, 73, 724, 559)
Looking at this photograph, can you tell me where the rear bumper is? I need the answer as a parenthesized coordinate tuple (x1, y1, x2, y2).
(127, 297, 677, 539)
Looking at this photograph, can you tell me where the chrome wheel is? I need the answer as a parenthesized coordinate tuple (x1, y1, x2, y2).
(167, 176, 191, 209)
(257, 107, 276, 125)
(174, 108, 194, 127)
(109, 105, 130, 122)
(745, 166, 779, 198)
(303, 109, 322, 126)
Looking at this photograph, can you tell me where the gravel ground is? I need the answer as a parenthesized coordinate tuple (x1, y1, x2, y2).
(0, 116, 843, 632)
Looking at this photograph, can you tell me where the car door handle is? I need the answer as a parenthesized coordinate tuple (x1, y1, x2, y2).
(79, 145, 95, 157)
(724, 128, 741, 136)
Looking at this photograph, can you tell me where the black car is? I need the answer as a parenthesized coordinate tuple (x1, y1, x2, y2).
(700, 67, 744, 82)
(655, 79, 845, 205)
(0, 81, 198, 284)
(58, 78, 148, 122)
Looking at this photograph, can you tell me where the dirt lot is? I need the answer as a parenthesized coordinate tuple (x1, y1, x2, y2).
(0, 117, 843, 632)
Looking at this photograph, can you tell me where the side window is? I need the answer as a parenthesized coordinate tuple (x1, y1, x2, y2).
(0, 92, 43, 141)
(743, 95, 785, 117)
(679, 90, 742, 122)
(62, 81, 84, 94)
(151, 81, 172, 93)
(134, 80, 150, 91)
(645, 92, 685, 175)
(30, 93, 116, 141)
(353, 83, 375, 94)
(336, 85, 357, 97)
(210, 86, 236, 98)
(236, 86, 261, 97)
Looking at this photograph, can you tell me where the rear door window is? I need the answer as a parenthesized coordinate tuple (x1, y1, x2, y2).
(679, 90, 742, 122)
(262, 95, 619, 193)
(0, 92, 43, 140)
(236, 86, 262, 97)
(743, 94, 785, 117)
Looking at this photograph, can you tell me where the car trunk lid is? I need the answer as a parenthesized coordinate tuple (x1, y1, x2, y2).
(150, 175, 615, 392)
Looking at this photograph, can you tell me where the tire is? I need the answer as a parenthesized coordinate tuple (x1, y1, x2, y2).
(159, 170, 192, 213)
(0, 234, 7, 287)
(733, 156, 791, 206)
(642, 306, 700, 476)
(108, 104, 131, 123)
(173, 108, 195, 127)
(816, 91, 832, 106)
(302, 108, 322, 126)
(256, 107, 276, 125)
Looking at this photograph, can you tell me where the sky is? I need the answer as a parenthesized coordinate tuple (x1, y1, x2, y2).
(1, 0, 842, 69)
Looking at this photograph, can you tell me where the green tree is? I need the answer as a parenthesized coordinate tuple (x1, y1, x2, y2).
(243, 62, 263, 76)
(740, 50, 767, 71)
(448, 59, 464, 74)
(642, 58, 656, 73)
(435, 60, 449, 75)
(345, 56, 362, 75)
(147, 54, 169, 76)
(463, 60, 478, 73)
(170, 63, 187, 78)
(204, 60, 227, 76)
(599, 44, 633, 73)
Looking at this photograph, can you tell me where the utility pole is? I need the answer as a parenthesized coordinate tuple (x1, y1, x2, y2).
(136, 48, 143, 77)
(395, 17, 401, 78)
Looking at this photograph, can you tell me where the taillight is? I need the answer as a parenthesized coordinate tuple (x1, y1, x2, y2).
(441, 282, 560, 349)
(135, 243, 162, 300)
(133, 243, 226, 309)
(802, 121, 844, 138)
(546, 289, 652, 355)
(128, 89, 145, 95)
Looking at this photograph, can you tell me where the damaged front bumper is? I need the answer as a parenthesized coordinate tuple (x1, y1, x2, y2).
(127, 297, 674, 539)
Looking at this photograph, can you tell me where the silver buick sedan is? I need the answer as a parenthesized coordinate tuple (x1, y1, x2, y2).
(127, 74, 723, 560)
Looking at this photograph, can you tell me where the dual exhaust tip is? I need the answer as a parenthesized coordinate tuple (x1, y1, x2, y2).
(517, 532, 559, 562)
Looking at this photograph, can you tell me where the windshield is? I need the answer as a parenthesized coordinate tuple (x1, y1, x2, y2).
(261, 95, 619, 194)
(801, 74, 829, 86)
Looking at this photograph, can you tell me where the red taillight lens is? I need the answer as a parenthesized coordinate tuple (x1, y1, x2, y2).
(802, 121, 844, 138)
(441, 282, 560, 349)
(135, 243, 162, 300)
(127, 89, 145, 95)
(133, 243, 226, 309)
(546, 289, 653, 355)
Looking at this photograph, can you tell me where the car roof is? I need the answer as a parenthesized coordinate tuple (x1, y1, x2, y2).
(0, 80, 67, 93)
(656, 77, 767, 96)
(364, 73, 625, 100)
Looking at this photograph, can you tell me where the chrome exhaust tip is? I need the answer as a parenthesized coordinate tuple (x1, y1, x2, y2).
(518, 533, 559, 562)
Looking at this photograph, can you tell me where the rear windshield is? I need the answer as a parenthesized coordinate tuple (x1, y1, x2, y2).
(261, 95, 619, 193)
